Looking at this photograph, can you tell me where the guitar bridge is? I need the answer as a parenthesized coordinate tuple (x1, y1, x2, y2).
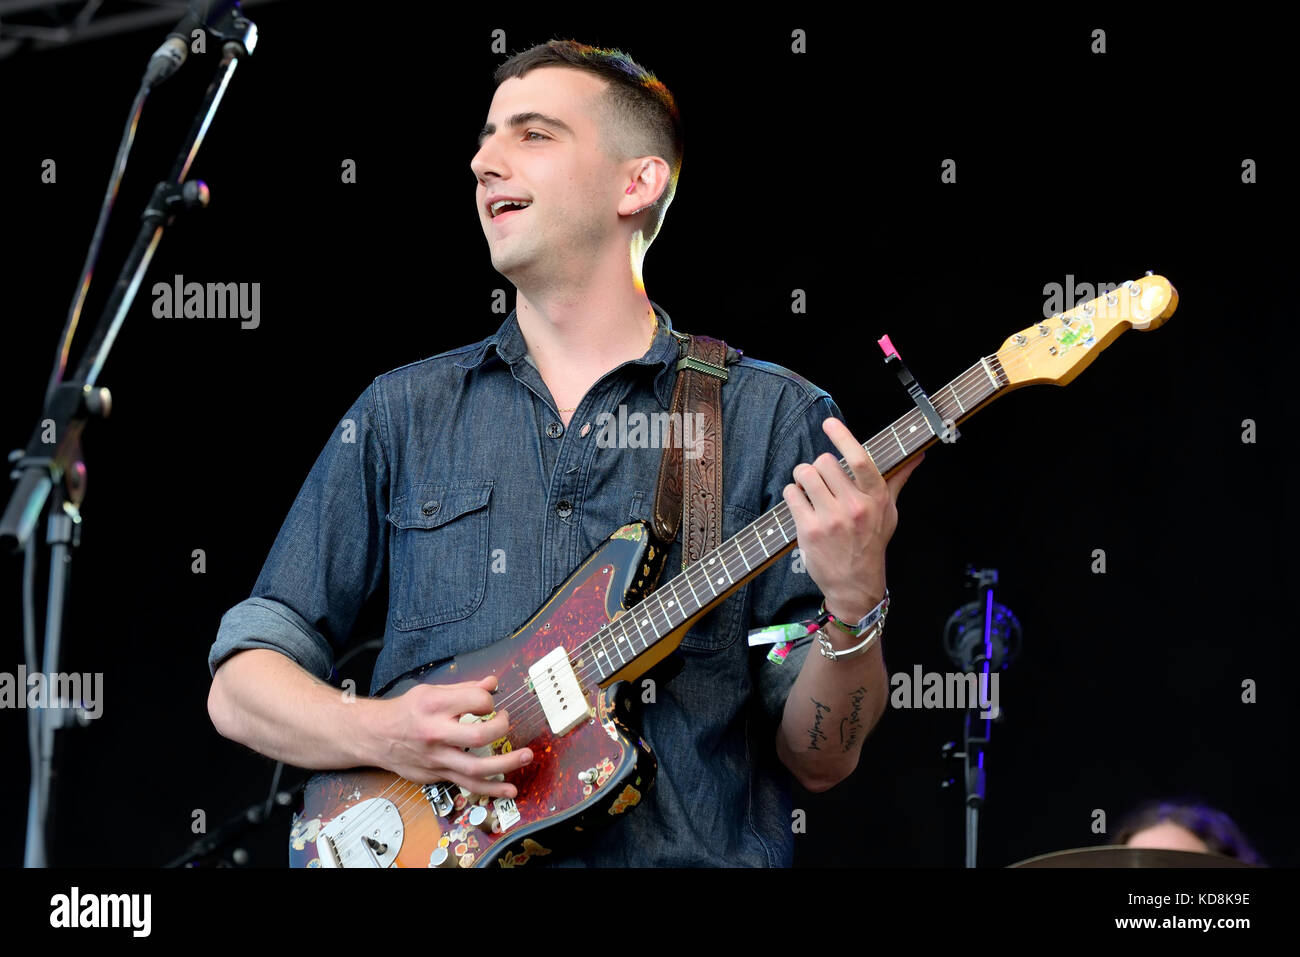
(315, 798, 404, 867)
(421, 782, 456, 817)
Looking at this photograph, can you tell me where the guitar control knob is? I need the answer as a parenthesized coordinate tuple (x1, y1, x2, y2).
(578, 768, 598, 785)
(467, 805, 489, 828)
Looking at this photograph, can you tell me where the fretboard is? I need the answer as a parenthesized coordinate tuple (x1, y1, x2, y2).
(579, 355, 1008, 679)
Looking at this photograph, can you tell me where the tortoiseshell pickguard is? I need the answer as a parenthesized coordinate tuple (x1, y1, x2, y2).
(291, 522, 665, 868)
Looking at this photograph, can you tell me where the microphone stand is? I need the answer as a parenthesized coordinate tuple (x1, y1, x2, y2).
(3, 6, 258, 868)
(963, 570, 996, 869)
(941, 566, 1019, 868)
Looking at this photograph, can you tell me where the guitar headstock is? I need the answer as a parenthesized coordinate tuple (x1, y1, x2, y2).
(995, 275, 1178, 387)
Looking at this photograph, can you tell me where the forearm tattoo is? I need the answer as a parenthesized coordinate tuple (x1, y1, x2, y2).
(806, 697, 831, 751)
(839, 685, 869, 752)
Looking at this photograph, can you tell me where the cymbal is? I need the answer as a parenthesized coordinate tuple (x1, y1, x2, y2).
(1010, 846, 1255, 868)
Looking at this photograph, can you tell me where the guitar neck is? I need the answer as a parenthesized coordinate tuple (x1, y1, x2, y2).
(582, 355, 1010, 678)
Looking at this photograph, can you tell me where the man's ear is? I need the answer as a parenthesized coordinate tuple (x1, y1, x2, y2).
(621, 157, 670, 214)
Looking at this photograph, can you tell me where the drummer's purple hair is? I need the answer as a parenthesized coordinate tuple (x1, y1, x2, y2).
(1114, 801, 1264, 865)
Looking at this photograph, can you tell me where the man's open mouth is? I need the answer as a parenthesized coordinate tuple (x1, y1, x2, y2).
(489, 199, 533, 220)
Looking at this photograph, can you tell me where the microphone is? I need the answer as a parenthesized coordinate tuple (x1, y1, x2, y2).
(143, 1, 216, 89)
(943, 566, 1021, 673)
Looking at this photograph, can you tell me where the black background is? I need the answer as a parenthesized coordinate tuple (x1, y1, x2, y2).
(1, 7, 1294, 872)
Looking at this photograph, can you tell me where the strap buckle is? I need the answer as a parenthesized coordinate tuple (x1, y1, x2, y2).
(672, 330, 729, 380)
(675, 355, 729, 380)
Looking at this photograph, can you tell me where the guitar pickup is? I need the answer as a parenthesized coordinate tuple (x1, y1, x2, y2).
(528, 646, 588, 737)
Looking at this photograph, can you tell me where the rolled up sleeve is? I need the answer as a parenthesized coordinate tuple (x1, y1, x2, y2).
(207, 381, 391, 680)
(208, 596, 336, 680)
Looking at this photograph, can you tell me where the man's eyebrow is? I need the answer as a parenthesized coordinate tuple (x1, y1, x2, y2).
(477, 112, 575, 148)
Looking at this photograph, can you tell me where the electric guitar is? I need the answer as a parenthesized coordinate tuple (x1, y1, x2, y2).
(289, 275, 1178, 867)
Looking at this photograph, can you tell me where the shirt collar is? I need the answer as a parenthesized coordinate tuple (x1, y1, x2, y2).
(454, 299, 682, 409)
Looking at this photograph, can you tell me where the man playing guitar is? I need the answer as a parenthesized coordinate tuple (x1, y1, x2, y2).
(207, 39, 919, 867)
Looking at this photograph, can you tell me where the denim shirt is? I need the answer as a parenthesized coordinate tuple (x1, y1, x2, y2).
(209, 301, 847, 867)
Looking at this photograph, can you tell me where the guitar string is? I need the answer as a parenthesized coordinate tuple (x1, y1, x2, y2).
(372, 342, 1046, 828)
(368, 355, 1006, 824)
(360, 326, 1127, 827)
(369, 345, 1032, 822)
(326, 295, 1164, 847)
(363, 314, 1152, 841)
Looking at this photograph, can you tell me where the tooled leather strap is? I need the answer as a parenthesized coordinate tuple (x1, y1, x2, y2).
(652, 334, 731, 566)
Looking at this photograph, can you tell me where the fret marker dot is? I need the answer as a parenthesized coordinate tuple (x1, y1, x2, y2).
(716, 577, 724, 585)
(641, 619, 649, 626)
(708, 558, 715, 565)
(766, 530, 773, 536)
(909, 425, 917, 432)
(667, 600, 674, 607)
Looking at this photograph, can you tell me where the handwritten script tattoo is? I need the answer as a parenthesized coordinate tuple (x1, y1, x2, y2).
(807, 697, 831, 751)
(840, 685, 869, 752)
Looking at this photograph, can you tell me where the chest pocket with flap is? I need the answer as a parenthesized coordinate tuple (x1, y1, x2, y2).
(387, 481, 493, 631)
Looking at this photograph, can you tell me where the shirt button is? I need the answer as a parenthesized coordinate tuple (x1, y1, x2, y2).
(556, 500, 573, 519)
(421, 501, 440, 516)
(546, 421, 564, 438)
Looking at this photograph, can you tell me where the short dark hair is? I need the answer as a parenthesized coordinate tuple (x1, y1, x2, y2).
(492, 39, 683, 245)
(1114, 800, 1264, 865)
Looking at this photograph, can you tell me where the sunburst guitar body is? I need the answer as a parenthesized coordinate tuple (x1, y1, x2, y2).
(290, 522, 668, 868)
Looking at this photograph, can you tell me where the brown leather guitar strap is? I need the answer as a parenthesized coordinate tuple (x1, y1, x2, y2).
(651, 332, 739, 567)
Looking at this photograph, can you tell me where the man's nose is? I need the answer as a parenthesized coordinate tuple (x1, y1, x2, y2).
(471, 138, 506, 182)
